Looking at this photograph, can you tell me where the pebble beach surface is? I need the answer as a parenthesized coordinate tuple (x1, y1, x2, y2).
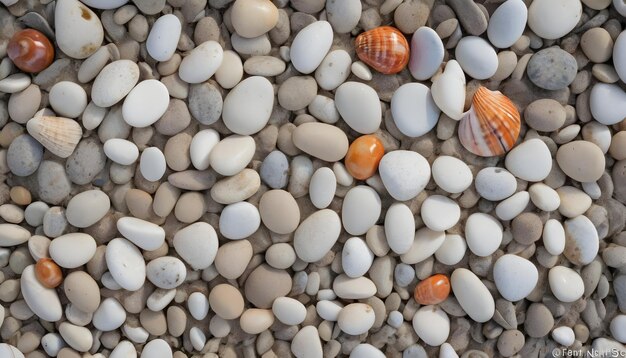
(0, 0, 625, 357)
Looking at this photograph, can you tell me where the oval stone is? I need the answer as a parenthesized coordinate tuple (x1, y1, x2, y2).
(451, 268, 495, 323)
(292, 122, 349, 162)
(222, 76, 274, 135)
(527, 48, 577, 90)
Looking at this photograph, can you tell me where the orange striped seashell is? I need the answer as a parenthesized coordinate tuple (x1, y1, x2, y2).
(355, 26, 409, 74)
(458, 86, 521, 157)
(35, 258, 63, 289)
(414, 274, 451, 305)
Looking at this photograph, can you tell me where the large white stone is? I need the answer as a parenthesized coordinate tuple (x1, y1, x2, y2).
(179, 41, 224, 84)
(379, 150, 431, 201)
(55, 0, 104, 59)
(117, 216, 165, 251)
(465, 213, 502, 257)
(91, 60, 139, 107)
(122, 80, 170, 127)
(146, 14, 181, 62)
(412, 305, 450, 346)
(21, 265, 63, 322)
(590, 83, 626, 125)
(493, 254, 538, 301)
(342, 186, 381, 236)
(548, 266, 584, 303)
(173, 222, 219, 270)
(105, 238, 146, 291)
(384, 203, 415, 255)
(391, 83, 440, 137)
(49, 233, 97, 268)
(487, 0, 528, 48)
(455, 36, 498, 80)
(505, 138, 553, 182)
(335, 82, 381, 134)
(294, 209, 341, 262)
(65, 190, 110, 228)
(222, 76, 274, 135)
(451, 268, 495, 323)
(528, 0, 582, 40)
(290, 21, 333, 74)
(409, 27, 445, 81)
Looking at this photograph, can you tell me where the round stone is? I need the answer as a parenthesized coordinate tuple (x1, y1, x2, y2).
(421, 195, 460, 231)
(103, 139, 139, 166)
(342, 186, 381, 236)
(178, 41, 223, 84)
(146, 14, 181, 62)
(556, 140, 606, 182)
(64, 271, 100, 313)
(335, 82, 381, 134)
(209, 135, 256, 176)
(528, 0, 582, 40)
(548, 266, 584, 303)
(259, 190, 300, 234)
(231, 0, 279, 38)
(244, 264, 292, 308)
(524, 99, 566, 132)
(391, 83, 440, 137)
(563, 215, 599, 266)
(487, 0, 527, 48)
(7, 134, 43, 177)
(65, 190, 110, 228)
(412, 305, 450, 346)
(465, 213, 503, 257)
(342, 237, 374, 278)
(475, 167, 517, 201)
(272, 297, 307, 326)
(49, 233, 97, 268)
(140, 147, 166, 182)
(527, 48, 577, 90)
(379, 150, 431, 201)
(337, 303, 375, 335)
(505, 139, 552, 182)
(431, 156, 473, 194)
(455, 36, 498, 79)
(294, 209, 341, 262)
(292, 122, 349, 162)
(55, 0, 104, 59)
(260, 151, 289, 189)
(589, 83, 626, 125)
(173, 222, 218, 270)
(219, 202, 260, 240)
(146, 256, 186, 289)
(49, 81, 87, 118)
(91, 60, 139, 107)
(309, 167, 336, 209)
(122, 80, 170, 127)
(409, 26, 445, 81)
(290, 21, 333, 74)
(581, 28, 613, 63)
(494, 254, 538, 302)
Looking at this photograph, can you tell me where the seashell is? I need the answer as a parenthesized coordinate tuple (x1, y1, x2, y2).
(458, 86, 521, 157)
(35, 258, 63, 288)
(345, 134, 385, 180)
(414, 274, 451, 305)
(355, 26, 410, 75)
(7, 29, 55, 73)
(26, 116, 83, 158)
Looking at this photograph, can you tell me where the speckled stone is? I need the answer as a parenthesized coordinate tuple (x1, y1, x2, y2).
(527, 48, 578, 90)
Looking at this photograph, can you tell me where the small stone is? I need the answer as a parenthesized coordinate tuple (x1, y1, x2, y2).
(527, 48, 578, 90)
(524, 99, 566, 132)
(556, 140, 606, 182)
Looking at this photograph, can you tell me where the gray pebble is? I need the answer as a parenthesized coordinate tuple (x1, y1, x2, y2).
(7, 134, 43, 177)
(288, 155, 313, 198)
(24, 201, 49, 227)
(277, 76, 317, 111)
(524, 303, 554, 338)
(446, 0, 487, 36)
(260, 150, 289, 189)
(393, 0, 432, 34)
(37, 161, 72, 205)
(65, 137, 106, 185)
(188, 82, 223, 125)
(394, 263, 415, 287)
(497, 330, 524, 357)
(524, 99, 566, 132)
(155, 99, 191, 136)
(43, 206, 67, 238)
(527, 48, 578, 90)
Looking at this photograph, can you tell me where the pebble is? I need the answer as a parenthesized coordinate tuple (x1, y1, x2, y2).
(421, 195, 460, 231)
(244, 264, 292, 308)
(106, 238, 146, 291)
(563, 215, 599, 265)
(117, 217, 165, 251)
(140, 147, 166, 181)
(543, 219, 566, 255)
(104, 138, 139, 165)
(211, 169, 261, 204)
(49, 81, 88, 118)
(548, 266, 584, 302)
(209, 284, 245, 319)
(590, 83, 626, 125)
(141, 339, 172, 358)
(209, 135, 256, 176)
(178, 41, 223, 84)
(505, 139, 552, 182)
(412, 305, 450, 346)
(552, 326, 576, 346)
(188, 82, 223, 125)
(350, 344, 385, 358)
(335, 82, 381, 134)
(219, 202, 260, 240)
(527, 48, 578, 90)
(493, 254, 538, 302)
(379, 150, 431, 201)
(342, 237, 374, 278)
(556, 141, 605, 182)
(259, 189, 300, 235)
(122, 80, 170, 127)
(260, 151, 289, 189)
(400, 228, 446, 264)
(385, 203, 415, 255)
(65, 190, 110, 228)
(171, 223, 217, 272)
(55, 0, 104, 59)
(529, 183, 561, 211)
(391, 83, 440, 137)
(190, 129, 220, 171)
(278, 76, 317, 111)
(455, 36, 498, 80)
(487, 0, 527, 48)
(65, 137, 106, 184)
(614, 30, 626, 83)
(446, 0, 488, 36)
(59, 322, 93, 352)
(528, 0, 582, 39)
(315, 50, 351, 90)
(146, 256, 186, 289)
(91, 60, 140, 107)
(465, 213, 502, 257)
(292, 122, 349, 162)
(231, 0, 279, 38)
(291, 326, 323, 358)
(524, 99, 566, 132)
(581, 28, 613, 63)
(474, 167, 517, 201)
(7, 134, 43, 177)
(450, 268, 495, 323)
(273, 297, 307, 325)
(342, 186, 381, 236)
(309, 167, 336, 209)
(49, 233, 97, 268)
(215, 50, 244, 89)
(435, 234, 467, 266)
(240, 308, 274, 334)
(525, 303, 554, 338)
(146, 14, 181, 62)
(244, 56, 286, 76)
(64, 271, 100, 313)
(610, 315, 626, 343)
(326, 0, 361, 34)
(93, 297, 126, 331)
(409, 27, 445, 81)
(294, 209, 341, 262)
(21, 265, 62, 322)
(290, 21, 333, 74)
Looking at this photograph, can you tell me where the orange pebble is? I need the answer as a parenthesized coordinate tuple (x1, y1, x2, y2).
(414, 274, 451, 305)
(344, 135, 385, 180)
(7, 29, 55, 73)
(35, 258, 63, 289)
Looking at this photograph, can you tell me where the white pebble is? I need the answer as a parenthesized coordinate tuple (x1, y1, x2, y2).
(465, 213, 502, 257)
(49, 233, 97, 268)
(391, 83, 440, 137)
(273, 297, 307, 326)
(552, 326, 576, 347)
(412, 305, 450, 346)
(103, 138, 139, 165)
(140, 147, 166, 181)
(543, 219, 566, 256)
(122, 80, 170, 127)
(146, 14, 181, 62)
(290, 21, 333, 74)
(435, 234, 467, 266)
(337, 303, 375, 335)
(219, 202, 261, 240)
(421, 195, 460, 231)
(188, 292, 210, 320)
(342, 186, 381, 236)
(529, 183, 561, 212)
(385, 203, 415, 255)
(146, 256, 187, 289)
(451, 268, 495, 323)
(93, 297, 126, 331)
(505, 138, 553, 182)
(335, 82, 381, 134)
(548, 266, 584, 303)
(342, 237, 374, 278)
(493, 254, 538, 302)
(379, 150, 431, 201)
(179, 41, 223, 84)
(431, 156, 473, 194)
(117, 216, 165, 251)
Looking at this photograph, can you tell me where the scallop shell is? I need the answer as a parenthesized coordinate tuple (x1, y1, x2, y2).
(26, 116, 83, 158)
(414, 274, 451, 305)
(355, 26, 409, 75)
(458, 86, 521, 157)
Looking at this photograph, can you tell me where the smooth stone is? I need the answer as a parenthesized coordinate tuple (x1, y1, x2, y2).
(219, 202, 260, 240)
(315, 50, 351, 91)
(455, 36, 498, 79)
(335, 82, 381, 134)
(110, 342, 137, 358)
(92, 297, 126, 331)
(0, 344, 24, 358)
(552, 326, 576, 347)
(590, 83, 626, 125)
(391, 83, 440, 137)
(475, 167, 516, 201)
(421, 195, 460, 231)
(465, 213, 503, 257)
(563, 215, 599, 265)
(105, 238, 146, 291)
(290, 21, 333, 74)
(529, 183, 561, 212)
(209, 283, 245, 319)
(141, 340, 172, 358)
(146, 256, 186, 289)
(350, 344, 385, 358)
(49, 81, 88, 118)
(292, 122, 349, 162)
(211, 169, 260, 204)
(49, 233, 97, 268)
(240, 308, 274, 334)
(231, 33, 271, 56)
(78, 45, 112, 84)
(80, 0, 128, 9)
(412, 305, 450, 346)
(614, 30, 626, 83)
(557, 186, 592, 218)
(528, 0, 582, 39)
(451, 268, 495, 323)
(400, 228, 446, 264)
(244, 56, 286, 76)
(495, 191, 530, 221)
(188, 292, 209, 320)
(37, 161, 72, 205)
(91, 60, 140, 107)
(379, 150, 431, 201)
(190, 129, 220, 171)
(435, 234, 467, 266)
(610, 315, 626, 343)
(244, 264, 292, 308)
(260, 151, 289, 189)
(104, 138, 139, 165)
(215, 50, 244, 89)
(291, 326, 323, 358)
(333, 275, 377, 299)
(117, 217, 165, 251)
(7, 134, 43, 177)
(527, 48, 577, 90)
(494, 254, 538, 301)
(488, 0, 528, 48)
(294, 209, 341, 262)
(209, 135, 255, 176)
(21, 265, 62, 322)
(122, 80, 169, 127)
(214, 241, 252, 279)
(188, 82, 223, 125)
(59, 322, 93, 352)
(557, 141, 605, 183)
(173, 222, 218, 270)
(55, 0, 104, 59)
(338, 303, 375, 335)
(66, 190, 110, 228)
(447, 0, 488, 36)
(179, 41, 224, 84)
(525, 99, 566, 132)
(432, 156, 473, 194)
(309, 167, 336, 209)
(385, 203, 415, 255)
(342, 186, 381, 236)
(231, 0, 279, 38)
(431, 60, 466, 120)
(505, 138, 552, 182)
(146, 14, 181, 62)
(543, 219, 566, 256)
(66, 137, 106, 185)
(342, 237, 374, 278)
(140, 147, 166, 181)
(278, 76, 317, 111)
(64, 271, 100, 313)
(259, 190, 300, 234)
(581, 28, 613, 63)
(273, 297, 307, 325)
(548, 266, 584, 302)
(409, 26, 445, 81)
(326, 0, 361, 33)
(222, 77, 273, 134)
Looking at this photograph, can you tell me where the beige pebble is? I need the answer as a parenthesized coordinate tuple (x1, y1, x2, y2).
(167, 306, 187, 337)
(9, 186, 31, 206)
(210, 168, 261, 204)
(64, 271, 101, 313)
(244, 264, 292, 308)
(140, 309, 167, 336)
(258, 190, 301, 234)
(581, 28, 613, 63)
(209, 283, 245, 320)
(153, 182, 181, 218)
(292, 122, 349, 162)
(125, 189, 154, 220)
(556, 140, 606, 182)
(174, 192, 205, 223)
(214, 239, 253, 279)
(164, 132, 193, 172)
(609, 131, 626, 160)
(231, 0, 279, 38)
(240, 308, 275, 334)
